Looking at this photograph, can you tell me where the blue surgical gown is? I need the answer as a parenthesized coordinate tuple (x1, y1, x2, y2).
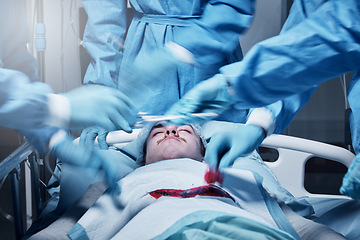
(82, 0, 256, 122)
(0, 0, 54, 130)
(220, 0, 360, 151)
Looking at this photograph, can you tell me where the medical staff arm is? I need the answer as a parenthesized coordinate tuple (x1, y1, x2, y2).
(0, 69, 53, 130)
(260, 87, 317, 135)
(174, 0, 256, 66)
(205, 90, 316, 170)
(0, 69, 138, 131)
(129, 0, 256, 87)
(50, 131, 122, 193)
(220, 0, 360, 108)
(82, 0, 128, 88)
(19, 126, 61, 156)
(341, 154, 360, 199)
(204, 107, 275, 170)
(80, 0, 129, 146)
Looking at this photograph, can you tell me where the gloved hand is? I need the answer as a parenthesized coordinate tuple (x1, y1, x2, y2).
(20, 126, 60, 156)
(118, 42, 194, 99)
(205, 124, 266, 170)
(53, 84, 137, 131)
(80, 126, 109, 150)
(52, 135, 120, 194)
(340, 155, 360, 199)
(165, 74, 235, 126)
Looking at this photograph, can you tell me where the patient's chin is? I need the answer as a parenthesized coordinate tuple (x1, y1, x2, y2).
(152, 150, 187, 164)
(146, 143, 202, 164)
(145, 145, 179, 164)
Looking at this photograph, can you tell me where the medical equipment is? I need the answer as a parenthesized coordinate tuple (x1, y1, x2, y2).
(134, 112, 219, 128)
(165, 75, 235, 126)
(77, 112, 219, 149)
(1, 121, 356, 239)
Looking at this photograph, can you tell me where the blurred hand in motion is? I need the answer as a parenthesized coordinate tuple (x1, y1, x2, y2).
(118, 42, 194, 99)
(165, 74, 235, 126)
(340, 155, 360, 199)
(80, 126, 109, 150)
(52, 135, 120, 194)
(205, 124, 265, 170)
(20, 126, 60, 156)
(63, 85, 137, 131)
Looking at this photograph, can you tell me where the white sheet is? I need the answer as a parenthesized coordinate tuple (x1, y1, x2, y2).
(68, 159, 298, 240)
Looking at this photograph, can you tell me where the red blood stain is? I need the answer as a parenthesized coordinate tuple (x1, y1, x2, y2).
(149, 184, 233, 202)
(204, 168, 223, 184)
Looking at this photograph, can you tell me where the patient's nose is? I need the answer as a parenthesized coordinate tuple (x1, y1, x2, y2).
(165, 125, 179, 137)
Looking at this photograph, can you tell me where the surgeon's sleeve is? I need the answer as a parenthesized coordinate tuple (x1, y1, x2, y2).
(174, 0, 256, 66)
(221, 0, 360, 109)
(264, 88, 317, 135)
(0, 69, 53, 130)
(82, 0, 129, 88)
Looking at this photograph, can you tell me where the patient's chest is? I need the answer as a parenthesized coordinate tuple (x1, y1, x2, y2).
(119, 159, 209, 203)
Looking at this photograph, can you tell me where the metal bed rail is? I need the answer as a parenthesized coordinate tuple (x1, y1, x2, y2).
(0, 142, 42, 240)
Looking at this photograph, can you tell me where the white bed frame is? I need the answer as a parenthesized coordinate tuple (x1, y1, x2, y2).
(261, 134, 353, 198)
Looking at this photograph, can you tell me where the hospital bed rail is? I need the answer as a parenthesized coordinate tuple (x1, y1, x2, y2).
(261, 134, 354, 198)
(0, 142, 43, 240)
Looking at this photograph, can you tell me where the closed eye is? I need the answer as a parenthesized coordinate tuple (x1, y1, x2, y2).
(152, 130, 164, 137)
(178, 129, 192, 134)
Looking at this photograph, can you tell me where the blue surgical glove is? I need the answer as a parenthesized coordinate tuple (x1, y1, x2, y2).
(205, 124, 265, 170)
(340, 155, 360, 199)
(52, 135, 120, 193)
(80, 126, 109, 150)
(165, 74, 235, 126)
(20, 126, 60, 156)
(59, 85, 137, 131)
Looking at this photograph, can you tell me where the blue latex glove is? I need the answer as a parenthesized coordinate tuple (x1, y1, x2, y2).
(63, 85, 137, 131)
(20, 126, 60, 156)
(80, 126, 109, 150)
(52, 135, 120, 194)
(165, 74, 235, 126)
(340, 155, 360, 199)
(205, 124, 265, 170)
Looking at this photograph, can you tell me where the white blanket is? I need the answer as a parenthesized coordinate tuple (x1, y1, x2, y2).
(68, 159, 298, 239)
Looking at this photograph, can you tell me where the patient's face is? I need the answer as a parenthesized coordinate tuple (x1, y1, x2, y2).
(145, 123, 204, 165)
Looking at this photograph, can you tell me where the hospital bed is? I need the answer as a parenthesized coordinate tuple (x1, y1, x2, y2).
(103, 120, 355, 199)
(0, 121, 355, 239)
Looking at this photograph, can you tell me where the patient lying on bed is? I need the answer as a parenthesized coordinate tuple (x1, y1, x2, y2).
(27, 122, 347, 239)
